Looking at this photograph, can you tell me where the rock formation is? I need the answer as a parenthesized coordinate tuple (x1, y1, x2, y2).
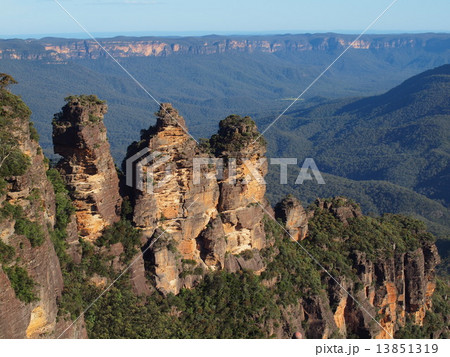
(125, 103, 219, 294)
(275, 195, 309, 240)
(316, 197, 363, 225)
(125, 106, 269, 294)
(53, 95, 122, 241)
(0, 89, 86, 338)
(207, 114, 269, 272)
(275, 197, 441, 339)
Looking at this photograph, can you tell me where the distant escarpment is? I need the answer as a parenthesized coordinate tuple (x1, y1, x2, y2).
(1, 33, 450, 61)
(1, 87, 446, 339)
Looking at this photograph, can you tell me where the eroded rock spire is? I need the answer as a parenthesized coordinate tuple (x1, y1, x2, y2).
(53, 95, 122, 241)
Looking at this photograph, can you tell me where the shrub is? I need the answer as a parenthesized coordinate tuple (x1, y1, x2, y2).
(64, 94, 106, 106)
(167, 240, 178, 254)
(96, 220, 141, 264)
(0, 201, 23, 220)
(209, 115, 266, 156)
(181, 259, 197, 265)
(14, 218, 45, 247)
(29, 122, 39, 142)
(240, 249, 254, 261)
(46, 168, 75, 262)
(47, 169, 75, 228)
(0, 87, 31, 118)
(0, 178, 6, 194)
(0, 149, 30, 177)
(0, 241, 15, 264)
(193, 266, 204, 275)
(27, 188, 40, 202)
(0, 73, 17, 90)
(0, 202, 45, 249)
(4, 265, 38, 303)
(120, 198, 133, 220)
(88, 114, 102, 124)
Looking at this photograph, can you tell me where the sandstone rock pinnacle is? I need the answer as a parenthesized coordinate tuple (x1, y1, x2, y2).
(52, 95, 122, 241)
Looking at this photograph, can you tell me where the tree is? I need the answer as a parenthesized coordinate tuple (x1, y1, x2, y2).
(0, 74, 28, 176)
(0, 73, 18, 91)
(0, 114, 23, 174)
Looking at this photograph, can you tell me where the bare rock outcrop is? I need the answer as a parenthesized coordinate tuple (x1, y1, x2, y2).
(210, 115, 268, 257)
(316, 197, 362, 225)
(275, 195, 309, 240)
(126, 105, 269, 294)
(0, 35, 442, 61)
(1, 85, 442, 340)
(323, 199, 439, 339)
(53, 95, 122, 241)
(126, 104, 220, 294)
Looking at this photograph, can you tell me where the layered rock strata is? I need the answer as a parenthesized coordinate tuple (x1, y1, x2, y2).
(53, 95, 122, 241)
(126, 105, 268, 294)
(1, 34, 448, 61)
(275, 197, 440, 339)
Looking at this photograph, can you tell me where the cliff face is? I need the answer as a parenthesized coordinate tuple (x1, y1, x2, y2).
(0, 89, 86, 338)
(126, 105, 268, 294)
(208, 115, 269, 272)
(53, 95, 122, 241)
(1, 34, 449, 61)
(274, 197, 440, 339)
(127, 103, 219, 294)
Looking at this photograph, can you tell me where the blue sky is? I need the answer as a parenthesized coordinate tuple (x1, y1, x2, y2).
(1, 0, 450, 38)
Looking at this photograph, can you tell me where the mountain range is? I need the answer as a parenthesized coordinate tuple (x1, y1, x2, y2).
(264, 65, 450, 240)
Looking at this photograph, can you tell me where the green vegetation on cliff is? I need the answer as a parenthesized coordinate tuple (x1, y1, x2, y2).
(0, 241, 15, 264)
(3, 265, 38, 303)
(0, 77, 43, 306)
(95, 219, 141, 264)
(55, 218, 142, 320)
(47, 168, 75, 262)
(64, 94, 106, 106)
(0, 78, 31, 183)
(0, 202, 45, 247)
(209, 114, 266, 155)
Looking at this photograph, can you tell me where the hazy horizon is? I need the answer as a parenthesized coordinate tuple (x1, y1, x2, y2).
(2, 30, 450, 41)
(2, 0, 450, 39)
